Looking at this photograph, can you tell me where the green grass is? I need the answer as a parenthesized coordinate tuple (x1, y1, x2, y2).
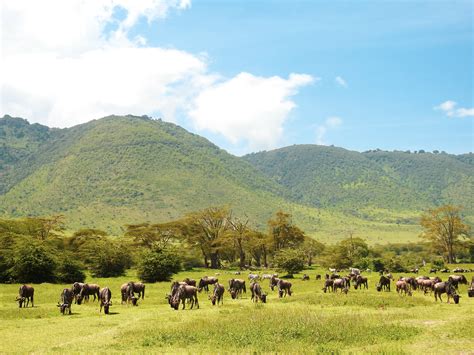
(1, 266, 473, 353)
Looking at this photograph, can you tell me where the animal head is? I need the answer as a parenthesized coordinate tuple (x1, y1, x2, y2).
(376, 285, 382, 292)
(278, 289, 284, 298)
(131, 296, 138, 306)
(209, 295, 217, 305)
(261, 294, 267, 303)
(16, 296, 25, 307)
(76, 295, 83, 305)
(230, 290, 237, 299)
(453, 294, 460, 304)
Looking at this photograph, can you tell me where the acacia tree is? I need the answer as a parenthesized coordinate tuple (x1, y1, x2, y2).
(227, 217, 250, 269)
(268, 211, 305, 252)
(420, 205, 470, 263)
(124, 222, 180, 249)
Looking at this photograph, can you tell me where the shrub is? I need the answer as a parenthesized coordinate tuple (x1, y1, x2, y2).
(273, 249, 305, 275)
(89, 241, 132, 277)
(56, 256, 86, 283)
(10, 241, 57, 283)
(137, 248, 181, 282)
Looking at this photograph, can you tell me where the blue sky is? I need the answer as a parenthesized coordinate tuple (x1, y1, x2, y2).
(2, 0, 473, 154)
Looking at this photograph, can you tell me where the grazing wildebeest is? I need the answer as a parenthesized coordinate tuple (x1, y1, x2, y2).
(316, 274, 321, 280)
(354, 275, 368, 290)
(429, 268, 438, 274)
(302, 274, 310, 281)
(401, 277, 417, 291)
(250, 282, 267, 303)
(270, 275, 280, 291)
(396, 280, 412, 296)
(120, 283, 129, 304)
(262, 274, 276, 280)
(468, 276, 474, 298)
(440, 268, 450, 273)
(333, 278, 349, 293)
(170, 285, 199, 310)
(248, 274, 259, 282)
(123, 281, 145, 304)
(183, 278, 197, 287)
(322, 279, 334, 293)
(229, 279, 246, 299)
(77, 283, 100, 304)
(57, 288, 74, 314)
(72, 282, 85, 304)
(277, 279, 292, 297)
(198, 276, 218, 292)
(433, 280, 459, 303)
(16, 285, 34, 308)
(376, 275, 391, 292)
(449, 275, 468, 289)
(410, 268, 419, 274)
(99, 287, 112, 314)
(420, 279, 437, 294)
(209, 283, 225, 306)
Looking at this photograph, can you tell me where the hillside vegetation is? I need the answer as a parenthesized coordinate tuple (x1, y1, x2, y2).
(1, 115, 472, 241)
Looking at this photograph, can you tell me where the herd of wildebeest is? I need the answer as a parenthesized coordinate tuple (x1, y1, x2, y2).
(14, 267, 474, 315)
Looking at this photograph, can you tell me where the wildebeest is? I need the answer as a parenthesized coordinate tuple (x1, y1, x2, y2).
(57, 288, 74, 314)
(250, 282, 267, 303)
(396, 280, 412, 296)
(198, 276, 218, 292)
(99, 287, 112, 314)
(122, 281, 145, 304)
(302, 274, 310, 281)
(410, 268, 419, 274)
(429, 268, 438, 274)
(449, 275, 468, 289)
(72, 282, 85, 304)
(316, 274, 321, 280)
(183, 278, 197, 287)
(354, 275, 368, 290)
(261, 274, 276, 280)
(248, 274, 259, 282)
(376, 275, 391, 292)
(77, 283, 100, 304)
(16, 285, 34, 308)
(270, 275, 280, 291)
(229, 279, 246, 299)
(120, 283, 129, 304)
(401, 277, 417, 291)
(440, 268, 450, 273)
(209, 283, 225, 306)
(277, 279, 292, 297)
(333, 278, 350, 293)
(434, 280, 460, 303)
(170, 285, 199, 310)
(322, 279, 334, 293)
(468, 276, 474, 298)
(349, 267, 360, 275)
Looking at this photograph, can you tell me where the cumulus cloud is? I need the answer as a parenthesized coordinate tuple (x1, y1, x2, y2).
(316, 116, 342, 145)
(1, 0, 313, 154)
(335, 76, 348, 88)
(434, 100, 474, 118)
(188, 73, 315, 151)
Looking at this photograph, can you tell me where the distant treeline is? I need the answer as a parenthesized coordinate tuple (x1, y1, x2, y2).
(0, 205, 472, 283)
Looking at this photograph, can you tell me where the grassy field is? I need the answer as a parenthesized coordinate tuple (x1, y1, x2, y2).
(1, 266, 473, 354)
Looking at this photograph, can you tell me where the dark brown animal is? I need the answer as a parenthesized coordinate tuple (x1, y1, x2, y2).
(302, 274, 310, 281)
(16, 285, 34, 308)
(316, 274, 321, 280)
(396, 280, 412, 296)
(72, 282, 85, 304)
(333, 278, 349, 293)
(229, 278, 246, 299)
(401, 277, 418, 291)
(277, 279, 292, 297)
(250, 282, 267, 303)
(183, 278, 197, 287)
(198, 277, 218, 292)
(209, 283, 225, 306)
(354, 275, 368, 290)
(322, 279, 334, 293)
(449, 275, 468, 289)
(434, 280, 459, 303)
(57, 288, 74, 314)
(270, 276, 280, 291)
(77, 283, 100, 304)
(376, 276, 391, 292)
(170, 285, 199, 310)
(99, 287, 112, 314)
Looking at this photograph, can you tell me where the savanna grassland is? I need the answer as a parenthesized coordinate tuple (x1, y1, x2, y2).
(1, 267, 473, 354)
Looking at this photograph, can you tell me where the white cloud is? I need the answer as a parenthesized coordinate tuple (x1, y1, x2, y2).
(434, 100, 473, 118)
(1, 0, 314, 154)
(188, 73, 315, 152)
(316, 116, 342, 145)
(335, 76, 348, 88)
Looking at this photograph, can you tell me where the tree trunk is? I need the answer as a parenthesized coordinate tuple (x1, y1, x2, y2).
(239, 250, 246, 269)
(308, 254, 313, 266)
(263, 247, 268, 268)
(210, 252, 220, 269)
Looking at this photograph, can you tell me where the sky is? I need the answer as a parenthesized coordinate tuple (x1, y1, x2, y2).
(1, 0, 473, 155)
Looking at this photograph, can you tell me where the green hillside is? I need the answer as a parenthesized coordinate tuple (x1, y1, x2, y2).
(244, 145, 474, 222)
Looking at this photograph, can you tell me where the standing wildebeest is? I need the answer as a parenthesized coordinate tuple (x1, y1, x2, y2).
(277, 279, 292, 297)
(120, 283, 129, 304)
(99, 287, 112, 314)
(468, 276, 474, 297)
(302, 274, 310, 281)
(209, 283, 225, 306)
(434, 280, 460, 303)
(72, 282, 85, 304)
(396, 280, 412, 296)
(16, 285, 34, 308)
(123, 281, 145, 304)
(354, 275, 368, 290)
(270, 275, 280, 291)
(316, 274, 322, 280)
(262, 274, 276, 280)
(401, 277, 418, 291)
(333, 278, 349, 293)
(250, 282, 267, 303)
(449, 275, 468, 289)
(429, 268, 438, 274)
(183, 278, 197, 287)
(410, 268, 419, 274)
(349, 268, 361, 275)
(229, 279, 246, 299)
(248, 274, 259, 282)
(376, 275, 391, 292)
(57, 288, 74, 314)
(170, 285, 199, 310)
(77, 283, 100, 304)
(198, 276, 218, 292)
(322, 279, 334, 293)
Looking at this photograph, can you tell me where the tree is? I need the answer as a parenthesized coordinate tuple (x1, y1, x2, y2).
(89, 241, 132, 277)
(302, 238, 325, 266)
(227, 217, 250, 269)
(420, 205, 470, 263)
(273, 249, 305, 276)
(10, 241, 57, 283)
(137, 248, 182, 282)
(55, 256, 86, 283)
(124, 222, 180, 249)
(268, 211, 305, 252)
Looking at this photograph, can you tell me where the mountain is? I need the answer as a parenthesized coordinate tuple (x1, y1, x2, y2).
(243, 145, 474, 221)
(0, 115, 308, 234)
(1, 115, 472, 242)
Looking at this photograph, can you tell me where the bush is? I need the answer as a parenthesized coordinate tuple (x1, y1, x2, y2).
(55, 256, 86, 283)
(10, 241, 57, 283)
(89, 241, 132, 277)
(137, 248, 181, 282)
(273, 249, 305, 275)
